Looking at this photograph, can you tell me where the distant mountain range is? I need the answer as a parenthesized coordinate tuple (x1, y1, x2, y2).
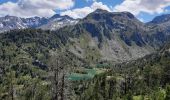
(0, 14, 78, 33)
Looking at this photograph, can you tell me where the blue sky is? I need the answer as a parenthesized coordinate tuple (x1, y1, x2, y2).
(0, 0, 170, 22)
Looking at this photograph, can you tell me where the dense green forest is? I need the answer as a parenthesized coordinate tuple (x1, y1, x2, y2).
(0, 29, 170, 100)
(0, 29, 79, 100)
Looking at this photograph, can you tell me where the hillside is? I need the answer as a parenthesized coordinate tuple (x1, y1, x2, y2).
(0, 9, 170, 100)
(56, 9, 170, 64)
(72, 43, 170, 100)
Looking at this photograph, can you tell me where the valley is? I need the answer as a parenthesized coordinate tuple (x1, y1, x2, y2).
(0, 9, 170, 100)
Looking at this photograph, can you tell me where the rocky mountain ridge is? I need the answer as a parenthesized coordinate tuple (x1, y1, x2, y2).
(0, 14, 78, 33)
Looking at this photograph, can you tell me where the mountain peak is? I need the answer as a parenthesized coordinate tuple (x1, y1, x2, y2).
(50, 14, 74, 20)
(84, 9, 136, 22)
(150, 14, 170, 24)
(4, 15, 19, 19)
(50, 14, 61, 19)
(94, 9, 109, 13)
(119, 11, 135, 19)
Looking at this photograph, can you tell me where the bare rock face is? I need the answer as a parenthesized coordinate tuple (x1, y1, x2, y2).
(39, 14, 78, 31)
(0, 15, 48, 33)
(56, 9, 170, 63)
(0, 14, 78, 33)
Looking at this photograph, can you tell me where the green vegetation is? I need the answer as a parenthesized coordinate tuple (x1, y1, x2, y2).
(0, 29, 170, 100)
(72, 44, 170, 100)
(0, 29, 79, 100)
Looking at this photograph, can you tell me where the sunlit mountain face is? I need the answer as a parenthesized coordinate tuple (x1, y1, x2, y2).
(0, 0, 170, 100)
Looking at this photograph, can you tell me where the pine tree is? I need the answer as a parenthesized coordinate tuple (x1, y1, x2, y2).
(165, 85, 170, 100)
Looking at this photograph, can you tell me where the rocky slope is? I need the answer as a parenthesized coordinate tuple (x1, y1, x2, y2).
(145, 14, 170, 48)
(0, 15, 48, 33)
(0, 14, 78, 33)
(39, 14, 78, 30)
(57, 9, 156, 64)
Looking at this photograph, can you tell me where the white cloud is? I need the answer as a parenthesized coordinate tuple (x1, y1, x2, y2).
(61, 2, 111, 19)
(61, 7, 93, 18)
(114, 0, 170, 15)
(0, 0, 74, 18)
(138, 18, 144, 22)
